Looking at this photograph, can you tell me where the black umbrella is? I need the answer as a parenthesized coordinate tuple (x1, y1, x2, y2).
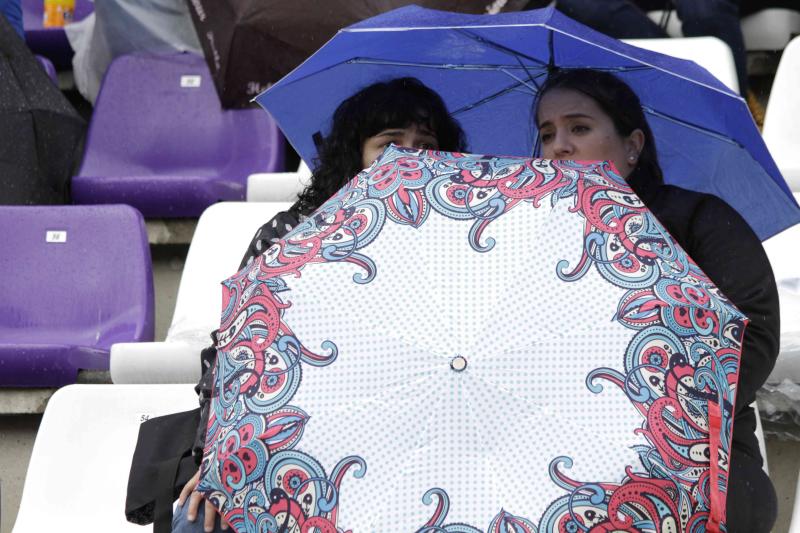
(185, 0, 531, 109)
(0, 15, 85, 204)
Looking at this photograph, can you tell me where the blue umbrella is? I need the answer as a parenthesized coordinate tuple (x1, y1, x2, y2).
(256, 5, 800, 241)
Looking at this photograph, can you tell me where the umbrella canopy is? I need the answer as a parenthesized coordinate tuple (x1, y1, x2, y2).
(0, 13, 85, 204)
(256, 5, 800, 241)
(199, 146, 746, 531)
(185, 0, 530, 109)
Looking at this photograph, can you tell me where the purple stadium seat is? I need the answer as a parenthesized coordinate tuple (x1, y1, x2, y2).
(71, 52, 285, 218)
(22, 0, 93, 69)
(35, 54, 57, 84)
(0, 205, 154, 387)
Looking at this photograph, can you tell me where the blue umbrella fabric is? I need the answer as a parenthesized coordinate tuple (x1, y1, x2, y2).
(199, 146, 746, 532)
(256, 5, 799, 241)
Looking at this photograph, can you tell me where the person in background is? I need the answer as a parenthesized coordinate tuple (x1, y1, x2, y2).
(172, 76, 468, 533)
(534, 67, 779, 532)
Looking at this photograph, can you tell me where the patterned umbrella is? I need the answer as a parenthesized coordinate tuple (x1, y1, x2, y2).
(199, 146, 746, 532)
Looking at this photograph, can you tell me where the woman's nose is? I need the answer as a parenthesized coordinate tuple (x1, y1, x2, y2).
(399, 133, 416, 148)
(552, 133, 573, 158)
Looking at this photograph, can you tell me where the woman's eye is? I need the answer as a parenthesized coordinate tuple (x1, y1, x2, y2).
(572, 125, 589, 134)
(540, 133, 553, 143)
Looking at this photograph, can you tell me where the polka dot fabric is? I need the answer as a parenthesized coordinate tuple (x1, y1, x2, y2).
(200, 147, 747, 532)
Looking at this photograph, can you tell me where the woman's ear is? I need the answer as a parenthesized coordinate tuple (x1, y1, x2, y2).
(626, 128, 646, 160)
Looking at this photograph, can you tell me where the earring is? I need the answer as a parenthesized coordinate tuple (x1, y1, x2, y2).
(628, 155, 637, 162)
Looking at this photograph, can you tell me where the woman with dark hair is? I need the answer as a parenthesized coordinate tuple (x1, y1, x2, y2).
(172, 76, 467, 533)
(236, 76, 467, 268)
(535, 68, 779, 532)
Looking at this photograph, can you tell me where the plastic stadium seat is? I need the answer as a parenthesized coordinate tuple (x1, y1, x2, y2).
(0, 205, 154, 387)
(12, 384, 197, 533)
(22, 0, 93, 68)
(741, 8, 800, 51)
(754, 406, 768, 474)
(71, 52, 285, 218)
(623, 37, 739, 93)
(110, 202, 291, 384)
(790, 472, 800, 533)
(764, 195, 800, 385)
(647, 8, 800, 51)
(247, 160, 312, 202)
(763, 36, 800, 192)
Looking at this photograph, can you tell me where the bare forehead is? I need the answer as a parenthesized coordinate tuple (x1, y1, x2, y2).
(537, 88, 605, 125)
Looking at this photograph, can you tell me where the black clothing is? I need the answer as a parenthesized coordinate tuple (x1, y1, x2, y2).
(629, 171, 779, 532)
(726, 447, 778, 531)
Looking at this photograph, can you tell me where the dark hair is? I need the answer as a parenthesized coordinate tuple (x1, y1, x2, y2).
(534, 69, 663, 189)
(295, 77, 468, 215)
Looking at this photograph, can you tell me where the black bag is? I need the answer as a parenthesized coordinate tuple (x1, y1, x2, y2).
(126, 408, 201, 532)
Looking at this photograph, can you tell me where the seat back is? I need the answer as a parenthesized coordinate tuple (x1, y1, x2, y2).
(166, 202, 293, 345)
(623, 37, 739, 93)
(73, 52, 285, 216)
(741, 8, 800, 51)
(763, 36, 800, 192)
(12, 384, 196, 533)
(0, 205, 154, 349)
(764, 193, 800, 384)
(246, 160, 313, 202)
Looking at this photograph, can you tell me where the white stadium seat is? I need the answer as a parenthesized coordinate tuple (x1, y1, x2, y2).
(247, 160, 312, 202)
(763, 36, 800, 192)
(110, 202, 292, 384)
(12, 384, 197, 533)
(648, 8, 800, 51)
(764, 194, 800, 385)
(623, 36, 740, 93)
(789, 470, 800, 533)
(741, 8, 800, 52)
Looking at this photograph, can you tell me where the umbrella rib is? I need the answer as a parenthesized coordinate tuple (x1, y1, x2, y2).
(346, 57, 543, 72)
(581, 65, 656, 74)
(642, 106, 741, 146)
(454, 28, 549, 68)
(543, 23, 744, 98)
(450, 79, 532, 116)
(499, 66, 545, 95)
(340, 23, 744, 98)
(349, 59, 546, 115)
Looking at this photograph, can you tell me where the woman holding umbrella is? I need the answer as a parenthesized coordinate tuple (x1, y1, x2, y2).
(534, 67, 779, 532)
(171, 76, 467, 533)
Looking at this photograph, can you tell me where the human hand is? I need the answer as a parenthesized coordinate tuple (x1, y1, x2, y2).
(178, 468, 229, 532)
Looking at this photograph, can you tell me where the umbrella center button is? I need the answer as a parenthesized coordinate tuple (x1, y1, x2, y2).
(450, 355, 468, 372)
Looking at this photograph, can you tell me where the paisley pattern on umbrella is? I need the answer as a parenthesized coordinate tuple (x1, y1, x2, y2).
(201, 145, 745, 532)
